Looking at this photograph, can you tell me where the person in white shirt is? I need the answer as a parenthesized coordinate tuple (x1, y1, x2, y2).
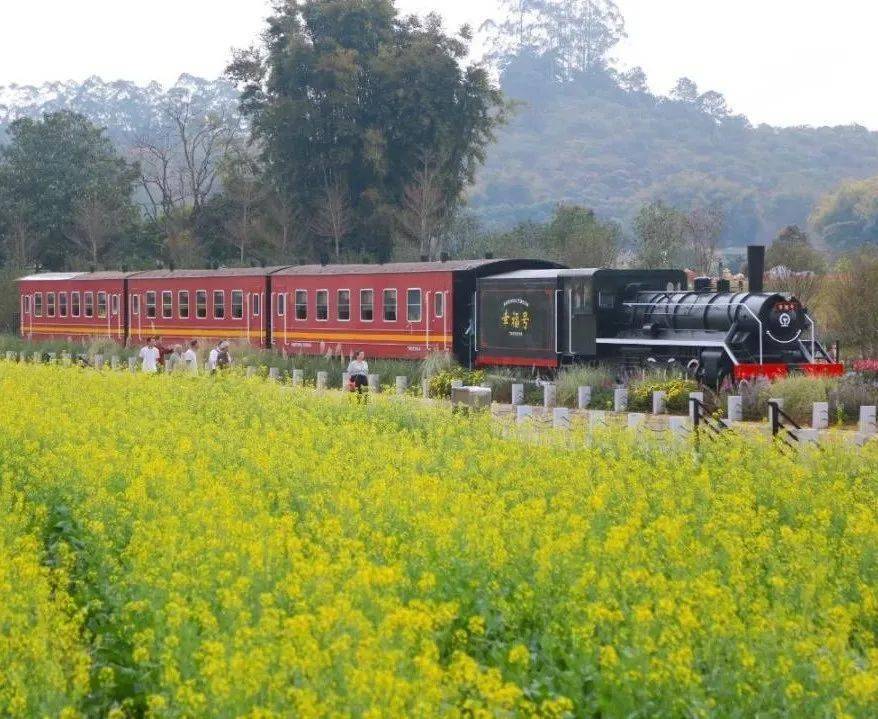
(346, 350, 369, 395)
(139, 337, 161, 373)
(182, 340, 199, 374)
(208, 342, 220, 374)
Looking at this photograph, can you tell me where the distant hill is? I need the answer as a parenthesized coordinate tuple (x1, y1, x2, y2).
(468, 62, 878, 249)
(4, 71, 878, 251)
(0, 74, 238, 147)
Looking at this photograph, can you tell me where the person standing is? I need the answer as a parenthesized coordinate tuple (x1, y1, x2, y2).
(182, 340, 199, 374)
(216, 341, 232, 371)
(166, 345, 184, 372)
(208, 341, 221, 374)
(139, 337, 161, 373)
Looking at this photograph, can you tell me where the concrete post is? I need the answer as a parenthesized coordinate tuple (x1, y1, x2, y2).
(516, 405, 534, 424)
(32, 351, 41, 363)
(450, 379, 464, 390)
(860, 406, 877, 436)
(62, 353, 72, 367)
(268, 367, 280, 381)
(589, 410, 607, 428)
(613, 387, 628, 413)
(511, 383, 525, 406)
(689, 391, 705, 424)
(342, 372, 351, 389)
(292, 369, 304, 387)
(246, 366, 257, 378)
(795, 428, 821, 446)
(652, 391, 667, 415)
(129, 356, 138, 372)
(93, 354, 103, 369)
(669, 415, 690, 438)
(727, 395, 743, 423)
(4, 351, 14, 362)
(577, 386, 592, 410)
(628, 412, 646, 429)
(421, 377, 431, 398)
(110, 356, 119, 370)
(368, 374, 381, 393)
(812, 402, 830, 430)
(316, 371, 328, 390)
(543, 382, 557, 409)
(552, 407, 571, 429)
(395, 376, 408, 395)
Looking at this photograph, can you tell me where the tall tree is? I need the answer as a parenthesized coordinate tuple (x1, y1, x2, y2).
(227, 0, 505, 261)
(220, 144, 269, 263)
(544, 203, 621, 266)
(483, 0, 626, 81)
(0, 111, 138, 269)
(397, 152, 447, 260)
(309, 175, 353, 261)
(682, 205, 725, 275)
(634, 201, 686, 268)
(766, 225, 826, 272)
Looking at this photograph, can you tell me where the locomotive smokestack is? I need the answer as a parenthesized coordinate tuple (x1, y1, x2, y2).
(747, 245, 765, 293)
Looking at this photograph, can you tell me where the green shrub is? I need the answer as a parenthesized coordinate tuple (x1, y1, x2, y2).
(428, 368, 486, 398)
(629, 377, 700, 413)
(755, 376, 833, 425)
(556, 365, 616, 408)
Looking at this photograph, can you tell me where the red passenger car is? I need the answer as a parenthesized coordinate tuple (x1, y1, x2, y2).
(126, 268, 282, 347)
(18, 271, 133, 342)
(269, 260, 554, 362)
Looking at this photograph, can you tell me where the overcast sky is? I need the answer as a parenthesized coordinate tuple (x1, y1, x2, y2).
(1, 0, 875, 129)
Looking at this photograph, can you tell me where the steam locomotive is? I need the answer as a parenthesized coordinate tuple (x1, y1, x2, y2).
(475, 245, 842, 384)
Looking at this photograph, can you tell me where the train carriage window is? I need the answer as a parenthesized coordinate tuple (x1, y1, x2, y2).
(337, 290, 350, 321)
(84, 292, 95, 318)
(34, 292, 43, 316)
(383, 289, 398, 322)
(360, 289, 374, 321)
(295, 290, 307, 320)
(573, 280, 593, 315)
(59, 292, 68, 317)
(24, 295, 31, 314)
(316, 290, 329, 321)
(145, 291, 156, 319)
(231, 290, 244, 319)
(162, 291, 173, 319)
(276, 293, 286, 317)
(111, 294, 119, 316)
(598, 292, 616, 310)
(434, 292, 444, 318)
(252, 294, 261, 317)
(72, 292, 81, 317)
(47, 292, 56, 317)
(214, 290, 225, 319)
(178, 291, 189, 319)
(98, 291, 108, 318)
(196, 291, 207, 319)
(130, 294, 138, 316)
(406, 289, 422, 322)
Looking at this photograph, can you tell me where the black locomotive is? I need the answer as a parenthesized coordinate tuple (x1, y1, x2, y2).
(474, 245, 840, 384)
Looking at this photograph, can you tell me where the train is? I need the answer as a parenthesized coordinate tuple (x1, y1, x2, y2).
(16, 246, 842, 384)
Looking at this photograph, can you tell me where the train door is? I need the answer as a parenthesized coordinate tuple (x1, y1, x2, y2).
(563, 276, 596, 357)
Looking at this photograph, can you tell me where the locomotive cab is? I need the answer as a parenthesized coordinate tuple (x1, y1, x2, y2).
(475, 268, 687, 368)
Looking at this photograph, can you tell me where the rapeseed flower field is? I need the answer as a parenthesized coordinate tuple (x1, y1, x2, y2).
(1, 363, 877, 718)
